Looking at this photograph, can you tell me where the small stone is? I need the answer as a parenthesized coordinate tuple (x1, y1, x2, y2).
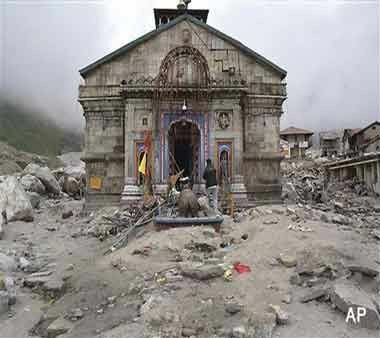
(241, 234, 248, 240)
(68, 308, 83, 321)
(231, 326, 246, 337)
(372, 230, 380, 240)
(320, 213, 330, 223)
(62, 210, 73, 219)
(281, 294, 292, 304)
(179, 263, 224, 280)
(289, 274, 303, 286)
(334, 201, 344, 209)
(263, 218, 278, 225)
(286, 207, 296, 215)
(225, 303, 243, 315)
(19, 257, 31, 270)
(66, 264, 74, 271)
(46, 317, 74, 338)
(278, 254, 297, 268)
(269, 304, 290, 325)
(182, 327, 197, 337)
(299, 288, 327, 303)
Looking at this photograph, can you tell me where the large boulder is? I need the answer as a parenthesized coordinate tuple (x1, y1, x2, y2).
(0, 160, 22, 176)
(26, 192, 41, 209)
(23, 163, 61, 195)
(63, 165, 85, 181)
(0, 176, 33, 222)
(62, 176, 80, 197)
(0, 253, 16, 273)
(20, 174, 46, 194)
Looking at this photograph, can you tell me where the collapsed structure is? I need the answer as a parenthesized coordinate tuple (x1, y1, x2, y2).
(78, 1, 287, 209)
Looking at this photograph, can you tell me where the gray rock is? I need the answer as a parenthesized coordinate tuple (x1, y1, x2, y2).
(24, 273, 65, 299)
(332, 215, 350, 225)
(0, 212, 5, 239)
(27, 192, 41, 209)
(346, 263, 379, 278)
(4, 276, 16, 305)
(62, 176, 80, 196)
(23, 163, 61, 195)
(225, 303, 243, 315)
(179, 263, 224, 280)
(282, 294, 292, 304)
(67, 308, 84, 321)
(0, 290, 9, 315)
(231, 326, 246, 338)
(19, 257, 31, 270)
(20, 174, 46, 194)
(299, 288, 327, 303)
(0, 253, 16, 272)
(43, 278, 65, 298)
(269, 304, 290, 325)
(182, 327, 197, 337)
(277, 254, 297, 268)
(330, 279, 380, 329)
(46, 316, 74, 338)
(62, 210, 73, 219)
(249, 312, 277, 338)
(0, 176, 34, 222)
(289, 274, 303, 286)
(63, 165, 85, 181)
(320, 213, 330, 223)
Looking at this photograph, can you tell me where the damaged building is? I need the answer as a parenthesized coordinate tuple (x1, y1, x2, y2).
(78, 1, 287, 209)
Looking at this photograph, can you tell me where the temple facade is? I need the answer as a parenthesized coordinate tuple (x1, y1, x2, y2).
(78, 2, 287, 209)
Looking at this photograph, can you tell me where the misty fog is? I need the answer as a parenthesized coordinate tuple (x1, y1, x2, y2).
(1, 0, 379, 132)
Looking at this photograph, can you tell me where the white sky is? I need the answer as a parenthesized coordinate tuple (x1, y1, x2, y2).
(1, 0, 379, 131)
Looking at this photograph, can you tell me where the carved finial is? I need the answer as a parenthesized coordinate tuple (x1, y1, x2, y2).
(178, 0, 191, 10)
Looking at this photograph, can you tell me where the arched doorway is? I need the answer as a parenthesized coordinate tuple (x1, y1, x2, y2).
(168, 120, 200, 182)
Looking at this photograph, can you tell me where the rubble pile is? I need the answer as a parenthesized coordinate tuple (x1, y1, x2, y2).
(0, 157, 85, 241)
(282, 159, 376, 208)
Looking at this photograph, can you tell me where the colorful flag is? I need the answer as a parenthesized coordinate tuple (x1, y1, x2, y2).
(138, 152, 147, 175)
(144, 131, 152, 152)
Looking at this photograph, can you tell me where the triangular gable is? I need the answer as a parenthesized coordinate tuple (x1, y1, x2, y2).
(79, 14, 287, 79)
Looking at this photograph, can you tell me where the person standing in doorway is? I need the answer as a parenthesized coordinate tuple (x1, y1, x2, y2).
(203, 159, 218, 211)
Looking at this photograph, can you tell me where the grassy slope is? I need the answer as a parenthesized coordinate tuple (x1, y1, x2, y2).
(0, 100, 82, 156)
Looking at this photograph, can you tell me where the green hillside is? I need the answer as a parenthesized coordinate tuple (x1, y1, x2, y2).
(0, 99, 82, 156)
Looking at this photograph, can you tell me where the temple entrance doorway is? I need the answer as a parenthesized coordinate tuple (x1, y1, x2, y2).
(168, 120, 201, 183)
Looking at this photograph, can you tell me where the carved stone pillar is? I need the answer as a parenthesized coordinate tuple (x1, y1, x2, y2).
(121, 99, 142, 205)
(242, 95, 285, 202)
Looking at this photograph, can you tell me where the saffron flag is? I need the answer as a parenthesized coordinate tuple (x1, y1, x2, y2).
(138, 152, 147, 175)
(144, 131, 152, 152)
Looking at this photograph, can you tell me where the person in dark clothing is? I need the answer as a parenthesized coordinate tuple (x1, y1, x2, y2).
(203, 159, 218, 210)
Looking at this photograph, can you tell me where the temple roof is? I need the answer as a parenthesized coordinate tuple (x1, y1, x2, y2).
(79, 14, 287, 79)
(280, 126, 314, 136)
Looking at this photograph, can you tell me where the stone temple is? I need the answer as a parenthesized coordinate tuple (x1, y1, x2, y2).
(78, 1, 287, 210)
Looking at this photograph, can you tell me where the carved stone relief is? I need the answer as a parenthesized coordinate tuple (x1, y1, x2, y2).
(216, 111, 232, 130)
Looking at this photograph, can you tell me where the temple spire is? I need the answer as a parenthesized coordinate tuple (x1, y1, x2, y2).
(177, 0, 191, 10)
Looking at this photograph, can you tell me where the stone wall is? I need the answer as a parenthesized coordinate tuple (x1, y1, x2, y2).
(80, 99, 125, 208)
(83, 20, 282, 86)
